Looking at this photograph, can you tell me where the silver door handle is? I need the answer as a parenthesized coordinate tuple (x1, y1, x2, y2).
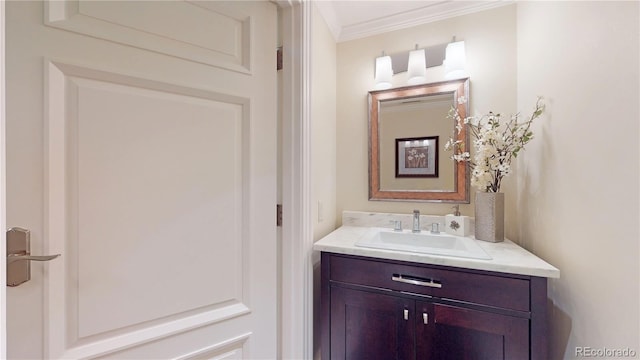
(6, 227, 62, 286)
(392, 274, 442, 288)
(7, 253, 61, 264)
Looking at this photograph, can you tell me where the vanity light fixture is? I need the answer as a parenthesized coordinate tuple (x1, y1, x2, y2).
(444, 39, 467, 79)
(373, 39, 463, 88)
(407, 45, 427, 85)
(374, 52, 393, 90)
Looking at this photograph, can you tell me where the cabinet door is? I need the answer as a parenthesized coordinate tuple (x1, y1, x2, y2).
(416, 302, 529, 360)
(331, 286, 415, 360)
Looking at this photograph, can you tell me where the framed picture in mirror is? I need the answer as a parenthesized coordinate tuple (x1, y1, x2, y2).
(368, 77, 470, 202)
(395, 136, 438, 178)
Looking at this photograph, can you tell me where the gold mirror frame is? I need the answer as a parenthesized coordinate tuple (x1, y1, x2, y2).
(368, 78, 470, 203)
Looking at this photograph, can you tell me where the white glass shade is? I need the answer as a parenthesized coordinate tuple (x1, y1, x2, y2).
(374, 55, 393, 90)
(444, 41, 466, 79)
(407, 48, 426, 85)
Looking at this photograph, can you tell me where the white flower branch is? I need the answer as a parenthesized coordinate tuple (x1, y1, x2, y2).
(445, 97, 545, 193)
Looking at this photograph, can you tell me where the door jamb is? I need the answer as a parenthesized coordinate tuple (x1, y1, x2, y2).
(278, 1, 313, 359)
(1, 0, 7, 357)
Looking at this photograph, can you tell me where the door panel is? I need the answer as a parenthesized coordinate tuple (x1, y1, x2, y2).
(49, 62, 250, 341)
(330, 287, 415, 360)
(7, 1, 276, 359)
(426, 303, 529, 360)
(45, 1, 251, 72)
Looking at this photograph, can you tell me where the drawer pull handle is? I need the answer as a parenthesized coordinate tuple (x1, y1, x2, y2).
(392, 274, 442, 288)
(403, 309, 409, 320)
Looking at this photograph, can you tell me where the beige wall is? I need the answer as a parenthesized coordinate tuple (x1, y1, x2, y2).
(311, 4, 337, 241)
(333, 2, 639, 357)
(336, 5, 519, 234)
(311, 6, 337, 359)
(516, 2, 639, 358)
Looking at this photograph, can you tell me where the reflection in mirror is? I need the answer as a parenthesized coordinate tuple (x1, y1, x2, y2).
(369, 78, 470, 202)
(381, 94, 450, 188)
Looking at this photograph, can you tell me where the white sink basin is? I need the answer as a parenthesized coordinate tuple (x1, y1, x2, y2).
(355, 229, 491, 260)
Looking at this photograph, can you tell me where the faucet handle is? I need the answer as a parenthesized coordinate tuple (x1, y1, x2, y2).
(452, 205, 460, 216)
(413, 209, 420, 215)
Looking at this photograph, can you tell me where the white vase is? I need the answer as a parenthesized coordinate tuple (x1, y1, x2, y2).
(474, 192, 504, 242)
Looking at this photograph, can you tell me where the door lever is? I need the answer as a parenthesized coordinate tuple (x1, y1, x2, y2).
(7, 254, 60, 264)
(6, 227, 61, 286)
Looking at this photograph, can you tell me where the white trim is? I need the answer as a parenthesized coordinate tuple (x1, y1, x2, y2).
(312, 1, 340, 42)
(317, 1, 514, 43)
(301, 3, 313, 358)
(273, 0, 301, 8)
(0, 0, 7, 357)
(173, 332, 250, 360)
(279, 2, 312, 359)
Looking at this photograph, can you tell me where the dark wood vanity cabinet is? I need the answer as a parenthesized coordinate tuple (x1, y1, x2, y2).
(321, 252, 549, 360)
(420, 302, 529, 359)
(330, 286, 416, 359)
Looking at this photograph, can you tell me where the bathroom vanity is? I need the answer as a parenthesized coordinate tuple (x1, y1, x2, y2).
(315, 212, 559, 360)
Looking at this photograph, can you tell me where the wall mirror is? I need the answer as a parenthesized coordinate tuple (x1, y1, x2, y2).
(368, 78, 470, 202)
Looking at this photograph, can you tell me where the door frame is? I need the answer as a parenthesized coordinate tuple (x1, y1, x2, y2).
(0, 2, 312, 359)
(0, 0, 7, 356)
(278, 1, 313, 359)
(0, 1, 7, 359)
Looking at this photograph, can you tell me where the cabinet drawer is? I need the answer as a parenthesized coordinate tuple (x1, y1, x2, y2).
(329, 254, 530, 312)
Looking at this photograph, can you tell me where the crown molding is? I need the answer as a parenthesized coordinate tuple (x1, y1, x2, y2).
(273, 0, 302, 9)
(313, 1, 341, 41)
(320, 1, 514, 43)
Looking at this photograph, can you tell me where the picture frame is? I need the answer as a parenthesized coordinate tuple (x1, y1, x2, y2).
(395, 136, 439, 178)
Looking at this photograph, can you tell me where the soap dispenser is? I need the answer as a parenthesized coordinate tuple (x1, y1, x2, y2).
(445, 205, 472, 237)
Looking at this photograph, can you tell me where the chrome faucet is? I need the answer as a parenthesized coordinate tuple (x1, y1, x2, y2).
(412, 210, 421, 233)
(391, 220, 403, 232)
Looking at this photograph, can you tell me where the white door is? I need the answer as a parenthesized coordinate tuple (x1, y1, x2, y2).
(5, 1, 277, 358)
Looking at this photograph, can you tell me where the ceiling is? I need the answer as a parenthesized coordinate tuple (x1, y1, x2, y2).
(314, 0, 512, 42)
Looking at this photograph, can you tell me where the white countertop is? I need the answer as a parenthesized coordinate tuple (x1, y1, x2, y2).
(313, 225, 560, 278)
